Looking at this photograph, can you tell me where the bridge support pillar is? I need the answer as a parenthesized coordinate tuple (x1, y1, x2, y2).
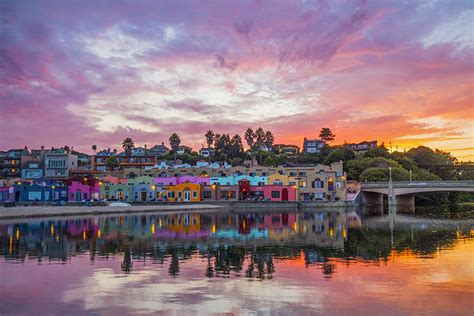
(361, 192, 384, 215)
(362, 192, 384, 205)
(394, 195, 415, 213)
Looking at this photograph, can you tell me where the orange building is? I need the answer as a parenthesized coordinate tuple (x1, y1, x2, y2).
(165, 183, 201, 202)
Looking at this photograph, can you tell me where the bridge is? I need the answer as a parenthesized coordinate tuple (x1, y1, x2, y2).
(360, 181, 474, 213)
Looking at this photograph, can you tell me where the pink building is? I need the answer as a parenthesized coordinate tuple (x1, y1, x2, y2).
(99, 175, 128, 184)
(154, 177, 178, 186)
(250, 185, 297, 201)
(68, 181, 100, 201)
(178, 176, 209, 185)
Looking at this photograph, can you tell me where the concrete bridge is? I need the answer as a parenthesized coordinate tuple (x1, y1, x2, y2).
(360, 181, 474, 212)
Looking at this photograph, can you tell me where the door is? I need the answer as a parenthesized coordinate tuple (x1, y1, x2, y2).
(141, 191, 147, 202)
(76, 191, 82, 201)
(282, 188, 289, 201)
(184, 188, 190, 201)
(15, 191, 20, 202)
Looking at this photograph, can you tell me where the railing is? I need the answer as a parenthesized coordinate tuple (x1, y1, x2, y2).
(361, 181, 474, 188)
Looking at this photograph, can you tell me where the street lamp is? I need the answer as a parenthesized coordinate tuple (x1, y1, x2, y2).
(51, 185, 56, 203)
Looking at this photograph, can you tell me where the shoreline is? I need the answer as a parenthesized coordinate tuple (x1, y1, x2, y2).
(0, 204, 225, 221)
(0, 200, 357, 221)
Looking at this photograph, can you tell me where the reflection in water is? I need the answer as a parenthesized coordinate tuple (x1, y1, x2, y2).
(0, 209, 473, 314)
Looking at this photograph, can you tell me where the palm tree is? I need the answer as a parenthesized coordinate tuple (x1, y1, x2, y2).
(205, 130, 214, 148)
(105, 156, 119, 172)
(244, 128, 254, 149)
(91, 144, 97, 155)
(255, 127, 265, 150)
(122, 138, 135, 154)
(244, 128, 255, 166)
(122, 138, 134, 166)
(264, 130, 274, 151)
(169, 133, 181, 164)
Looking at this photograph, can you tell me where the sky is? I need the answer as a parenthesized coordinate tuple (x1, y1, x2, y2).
(0, 0, 473, 160)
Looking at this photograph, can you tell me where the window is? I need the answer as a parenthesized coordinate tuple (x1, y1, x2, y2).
(168, 191, 175, 198)
(192, 191, 197, 198)
(203, 191, 212, 198)
(298, 181, 306, 188)
(271, 191, 280, 198)
(289, 181, 297, 186)
(70, 192, 74, 199)
(273, 181, 283, 186)
(289, 172, 297, 176)
(29, 191, 42, 200)
(178, 191, 182, 198)
(61, 190, 67, 197)
(298, 172, 306, 176)
(312, 178, 324, 188)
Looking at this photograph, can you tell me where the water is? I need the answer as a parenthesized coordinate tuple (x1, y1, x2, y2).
(1, 209, 473, 315)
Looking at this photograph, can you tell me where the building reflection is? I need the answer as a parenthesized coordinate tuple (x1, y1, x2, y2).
(0, 210, 471, 278)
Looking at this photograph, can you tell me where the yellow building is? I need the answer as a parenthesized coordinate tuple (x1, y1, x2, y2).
(165, 183, 201, 202)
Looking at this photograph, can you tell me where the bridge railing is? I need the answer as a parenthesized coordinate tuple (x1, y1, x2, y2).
(361, 181, 474, 188)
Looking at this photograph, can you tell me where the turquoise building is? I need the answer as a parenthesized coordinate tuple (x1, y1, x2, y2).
(209, 175, 268, 186)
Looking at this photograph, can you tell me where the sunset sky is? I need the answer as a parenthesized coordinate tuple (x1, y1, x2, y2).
(1, 0, 473, 160)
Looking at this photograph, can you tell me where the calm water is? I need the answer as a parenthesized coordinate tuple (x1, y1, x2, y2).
(1, 209, 473, 315)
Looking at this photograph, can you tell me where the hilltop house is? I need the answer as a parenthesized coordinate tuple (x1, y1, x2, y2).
(303, 138, 325, 154)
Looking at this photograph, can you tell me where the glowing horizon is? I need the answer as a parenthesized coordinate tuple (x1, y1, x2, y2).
(1, 1, 473, 160)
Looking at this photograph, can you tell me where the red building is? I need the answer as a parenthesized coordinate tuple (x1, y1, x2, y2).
(249, 185, 297, 201)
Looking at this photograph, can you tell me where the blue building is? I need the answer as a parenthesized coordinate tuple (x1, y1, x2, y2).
(14, 180, 68, 203)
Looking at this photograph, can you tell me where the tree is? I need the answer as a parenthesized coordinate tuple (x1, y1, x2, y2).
(264, 130, 275, 151)
(365, 146, 391, 159)
(244, 128, 254, 149)
(360, 167, 410, 182)
(255, 127, 265, 150)
(319, 128, 335, 143)
(205, 130, 215, 148)
(244, 128, 255, 166)
(105, 156, 119, 172)
(323, 147, 355, 165)
(63, 145, 70, 153)
(91, 144, 97, 154)
(122, 138, 135, 155)
(169, 133, 181, 164)
(229, 134, 244, 160)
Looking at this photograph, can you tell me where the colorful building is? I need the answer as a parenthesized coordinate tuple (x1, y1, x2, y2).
(0, 187, 14, 203)
(165, 183, 201, 202)
(210, 175, 267, 186)
(68, 181, 100, 202)
(100, 183, 131, 201)
(201, 184, 240, 201)
(249, 185, 297, 201)
(131, 183, 165, 202)
(13, 181, 68, 203)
